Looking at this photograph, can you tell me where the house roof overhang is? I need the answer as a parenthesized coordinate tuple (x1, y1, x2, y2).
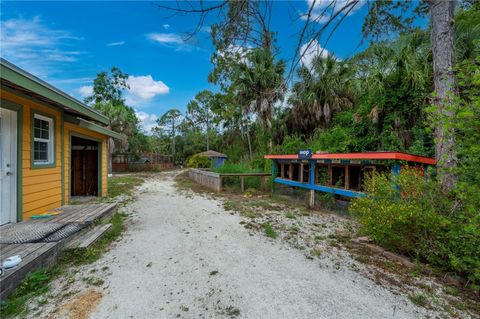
(0, 58, 109, 125)
(64, 115, 127, 140)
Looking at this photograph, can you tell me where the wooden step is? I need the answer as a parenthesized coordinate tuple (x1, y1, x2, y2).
(65, 224, 112, 249)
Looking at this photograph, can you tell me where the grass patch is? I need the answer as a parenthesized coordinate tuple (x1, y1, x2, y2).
(59, 212, 126, 266)
(82, 276, 104, 286)
(0, 269, 54, 317)
(240, 210, 257, 218)
(107, 175, 144, 199)
(262, 223, 277, 239)
(408, 293, 429, 308)
(285, 212, 296, 219)
(225, 305, 241, 317)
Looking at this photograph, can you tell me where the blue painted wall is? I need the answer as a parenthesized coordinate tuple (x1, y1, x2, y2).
(212, 157, 226, 168)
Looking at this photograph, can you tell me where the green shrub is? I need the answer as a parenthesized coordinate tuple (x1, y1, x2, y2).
(350, 168, 480, 285)
(212, 163, 266, 189)
(186, 154, 211, 168)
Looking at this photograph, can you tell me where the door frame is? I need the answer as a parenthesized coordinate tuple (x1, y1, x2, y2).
(1, 99, 23, 222)
(69, 132, 102, 200)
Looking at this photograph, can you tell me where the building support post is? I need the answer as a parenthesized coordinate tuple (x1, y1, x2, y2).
(308, 160, 316, 209)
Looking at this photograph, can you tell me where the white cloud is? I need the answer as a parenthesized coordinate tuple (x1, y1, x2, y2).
(146, 32, 200, 52)
(147, 33, 183, 44)
(162, 24, 170, 30)
(78, 85, 93, 98)
(124, 75, 169, 107)
(0, 16, 83, 78)
(302, 0, 366, 24)
(217, 44, 251, 64)
(106, 41, 125, 47)
(135, 111, 158, 133)
(300, 39, 330, 68)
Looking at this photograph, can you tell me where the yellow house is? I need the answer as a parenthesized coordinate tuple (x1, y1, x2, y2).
(0, 59, 125, 225)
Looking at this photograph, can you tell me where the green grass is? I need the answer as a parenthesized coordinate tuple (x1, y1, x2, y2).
(262, 223, 278, 239)
(0, 269, 55, 317)
(408, 293, 429, 308)
(285, 212, 296, 219)
(59, 212, 126, 265)
(107, 175, 144, 199)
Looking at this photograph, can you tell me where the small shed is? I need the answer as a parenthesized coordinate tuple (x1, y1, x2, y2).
(196, 150, 228, 167)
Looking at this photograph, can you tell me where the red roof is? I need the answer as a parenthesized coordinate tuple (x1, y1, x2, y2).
(264, 152, 436, 165)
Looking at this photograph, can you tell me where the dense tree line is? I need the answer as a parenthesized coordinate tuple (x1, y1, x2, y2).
(82, 1, 479, 284)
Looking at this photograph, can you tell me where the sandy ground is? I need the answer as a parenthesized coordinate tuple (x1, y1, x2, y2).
(23, 170, 462, 319)
(60, 170, 431, 319)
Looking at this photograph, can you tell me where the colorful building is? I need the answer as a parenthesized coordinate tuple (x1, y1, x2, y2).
(0, 59, 125, 225)
(196, 150, 228, 168)
(264, 150, 436, 206)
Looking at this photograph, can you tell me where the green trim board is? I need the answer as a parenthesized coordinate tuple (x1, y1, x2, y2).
(30, 109, 57, 169)
(61, 109, 65, 205)
(1, 58, 109, 125)
(78, 118, 126, 141)
(1, 99, 24, 222)
(69, 132, 103, 199)
(64, 114, 126, 141)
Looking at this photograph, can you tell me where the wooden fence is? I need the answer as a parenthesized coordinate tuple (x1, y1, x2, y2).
(189, 169, 222, 192)
(188, 169, 271, 192)
(112, 153, 174, 172)
(113, 163, 174, 172)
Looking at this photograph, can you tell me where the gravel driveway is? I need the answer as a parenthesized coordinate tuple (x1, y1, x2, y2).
(81, 171, 429, 319)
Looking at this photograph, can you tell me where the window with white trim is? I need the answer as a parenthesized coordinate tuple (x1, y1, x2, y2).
(33, 114, 54, 164)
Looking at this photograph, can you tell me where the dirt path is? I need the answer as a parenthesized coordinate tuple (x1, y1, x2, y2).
(75, 170, 430, 319)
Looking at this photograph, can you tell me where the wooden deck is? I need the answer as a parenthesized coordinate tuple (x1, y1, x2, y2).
(0, 203, 117, 300)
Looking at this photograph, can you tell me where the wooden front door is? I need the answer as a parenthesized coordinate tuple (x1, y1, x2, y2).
(71, 148, 98, 196)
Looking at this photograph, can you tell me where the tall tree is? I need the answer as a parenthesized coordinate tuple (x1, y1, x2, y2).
(186, 90, 218, 151)
(155, 109, 182, 160)
(232, 48, 286, 152)
(362, 0, 459, 191)
(84, 67, 138, 173)
(429, 0, 457, 191)
(84, 67, 129, 105)
(289, 54, 354, 136)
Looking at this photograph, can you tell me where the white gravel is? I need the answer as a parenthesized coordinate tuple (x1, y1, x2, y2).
(83, 171, 431, 319)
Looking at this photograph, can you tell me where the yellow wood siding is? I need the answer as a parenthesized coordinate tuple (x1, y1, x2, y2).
(1, 90, 62, 220)
(1, 89, 109, 220)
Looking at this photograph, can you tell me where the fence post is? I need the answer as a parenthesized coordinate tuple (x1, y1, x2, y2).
(240, 176, 245, 192)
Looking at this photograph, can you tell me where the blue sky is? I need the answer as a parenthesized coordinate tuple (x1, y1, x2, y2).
(1, 1, 371, 132)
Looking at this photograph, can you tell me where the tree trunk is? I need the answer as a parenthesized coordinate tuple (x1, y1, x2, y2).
(245, 124, 253, 162)
(171, 123, 176, 162)
(206, 117, 210, 151)
(429, 0, 458, 192)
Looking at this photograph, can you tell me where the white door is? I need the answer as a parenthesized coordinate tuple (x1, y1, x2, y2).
(0, 107, 17, 225)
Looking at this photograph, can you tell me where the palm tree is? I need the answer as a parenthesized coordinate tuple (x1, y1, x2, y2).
(289, 54, 355, 136)
(232, 48, 286, 152)
(352, 31, 432, 151)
